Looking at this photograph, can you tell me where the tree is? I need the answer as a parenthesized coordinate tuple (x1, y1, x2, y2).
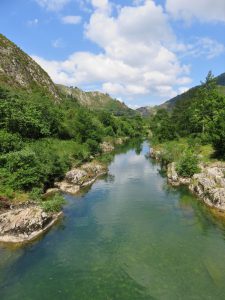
(190, 71, 218, 137)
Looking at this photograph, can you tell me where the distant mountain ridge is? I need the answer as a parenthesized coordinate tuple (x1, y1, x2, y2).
(57, 84, 134, 115)
(137, 72, 225, 116)
(0, 33, 134, 115)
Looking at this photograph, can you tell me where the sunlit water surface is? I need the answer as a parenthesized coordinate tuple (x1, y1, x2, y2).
(1, 142, 225, 300)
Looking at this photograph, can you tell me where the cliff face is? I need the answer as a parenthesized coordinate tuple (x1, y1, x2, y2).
(0, 34, 60, 101)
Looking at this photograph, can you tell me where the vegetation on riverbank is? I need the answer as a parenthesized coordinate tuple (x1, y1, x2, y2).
(0, 85, 146, 210)
(149, 72, 225, 176)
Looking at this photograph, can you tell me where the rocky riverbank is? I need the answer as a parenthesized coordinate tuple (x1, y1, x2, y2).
(150, 148, 225, 212)
(0, 161, 107, 243)
(55, 161, 107, 194)
(0, 205, 62, 243)
(0, 138, 129, 244)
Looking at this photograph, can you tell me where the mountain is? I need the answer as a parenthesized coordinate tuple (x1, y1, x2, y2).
(160, 72, 225, 111)
(137, 72, 225, 116)
(0, 34, 60, 101)
(136, 106, 157, 117)
(57, 84, 135, 116)
(0, 34, 136, 115)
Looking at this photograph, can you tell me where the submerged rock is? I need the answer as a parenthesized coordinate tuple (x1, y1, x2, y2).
(0, 206, 62, 243)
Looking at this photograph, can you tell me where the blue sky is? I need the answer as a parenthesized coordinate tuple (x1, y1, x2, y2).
(0, 0, 225, 107)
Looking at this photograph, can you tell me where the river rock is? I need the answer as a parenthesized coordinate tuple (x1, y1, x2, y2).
(149, 148, 161, 160)
(0, 206, 61, 243)
(189, 164, 225, 210)
(100, 141, 114, 153)
(56, 161, 107, 194)
(44, 188, 60, 197)
(167, 162, 191, 186)
(65, 169, 87, 185)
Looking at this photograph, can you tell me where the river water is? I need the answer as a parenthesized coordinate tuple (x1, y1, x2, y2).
(1, 141, 225, 300)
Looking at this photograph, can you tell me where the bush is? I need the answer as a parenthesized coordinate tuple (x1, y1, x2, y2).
(86, 139, 101, 155)
(29, 187, 43, 201)
(0, 148, 43, 190)
(176, 150, 200, 177)
(0, 130, 23, 153)
(41, 194, 65, 212)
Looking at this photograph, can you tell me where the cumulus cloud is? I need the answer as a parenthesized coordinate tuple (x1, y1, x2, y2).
(61, 15, 82, 24)
(32, 0, 225, 104)
(35, 0, 71, 11)
(166, 0, 225, 23)
(33, 0, 193, 102)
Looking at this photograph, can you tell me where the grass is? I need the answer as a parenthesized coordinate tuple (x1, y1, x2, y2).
(152, 138, 216, 165)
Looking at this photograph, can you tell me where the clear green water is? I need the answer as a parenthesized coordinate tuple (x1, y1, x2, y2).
(1, 142, 225, 300)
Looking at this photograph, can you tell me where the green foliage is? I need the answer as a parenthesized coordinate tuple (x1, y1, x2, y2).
(0, 84, 146, 204)
(150, 109, 177, 142)
(149, 71, 225, 159)
(30, 187, 43, 201)
(0, 130, 23, 153)
(209, 108, 225, 157)
(41, 194, 65, 212)
(86, 139, 101, 155)
(176, 150, 200, 177)
(0, 148, 43, 190)
(0, 90, 62, 138)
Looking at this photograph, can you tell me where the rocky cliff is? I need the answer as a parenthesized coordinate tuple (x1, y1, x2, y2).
(0, 34, 60, 101)
(57, 84, 135, 115)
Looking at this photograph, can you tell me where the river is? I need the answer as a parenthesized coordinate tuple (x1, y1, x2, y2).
(1, 141, 225, 299)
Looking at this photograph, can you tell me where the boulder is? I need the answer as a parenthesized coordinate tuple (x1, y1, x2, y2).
(189, 164, 225, 211)
(56, 161, 107, 194)
(100, 141, 114, 153)
(0, 206, 61, 243)
(65, 169, 87, 185)
(167, 162, 191, 186)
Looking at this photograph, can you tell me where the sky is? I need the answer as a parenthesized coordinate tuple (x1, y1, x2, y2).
(0, 0, 225, 108)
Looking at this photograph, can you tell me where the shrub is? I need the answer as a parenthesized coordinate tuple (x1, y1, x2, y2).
(176, 150, 200, 177)
(29, 187, 43, 201)
(41, 194, 65, 212)
(86, 139, 101, 155)
(0, 148, 43, 190)
(0, 130, 23, 153)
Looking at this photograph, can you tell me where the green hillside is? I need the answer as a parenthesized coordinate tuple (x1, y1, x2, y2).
(0, 34, 145, 208)
(57, 84, 135, 116)
(159, 72, 225, 111)
(137, 72, 225, 117)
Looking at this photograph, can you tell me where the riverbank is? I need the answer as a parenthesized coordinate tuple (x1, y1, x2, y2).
(150, 147, 225, 213)
(0, 138, 129, 243)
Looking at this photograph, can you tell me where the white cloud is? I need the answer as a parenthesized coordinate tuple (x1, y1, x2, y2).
(52, 38, 65, 48)
(176, 37, 225, 59)
(61, 15, 82, 24)
(27, 18, 39, 26)
(34, 0, 220, 104)
(166, 0, 225, 23)
(35, 0, 71, 11)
